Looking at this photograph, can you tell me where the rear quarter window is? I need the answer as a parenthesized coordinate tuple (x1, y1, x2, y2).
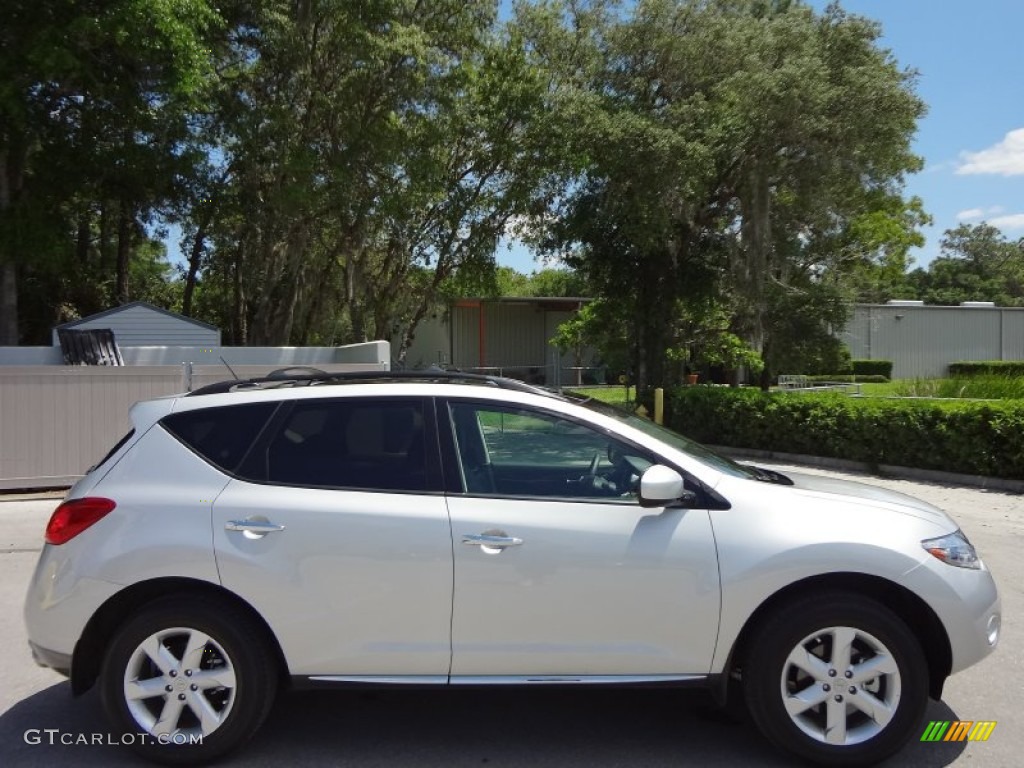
(161, 403, 278, 474)
(89, 429, 136, 473)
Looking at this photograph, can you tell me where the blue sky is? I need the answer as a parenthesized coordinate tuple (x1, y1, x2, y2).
(499, 0, 1024, 273)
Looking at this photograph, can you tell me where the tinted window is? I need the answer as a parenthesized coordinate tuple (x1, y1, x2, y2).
(448, 403, 654, 501)
(162, 403, 277, 473)
(260, 400, 428, 492)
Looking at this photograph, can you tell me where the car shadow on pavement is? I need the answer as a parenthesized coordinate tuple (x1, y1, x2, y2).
(0, 682, 966, 767)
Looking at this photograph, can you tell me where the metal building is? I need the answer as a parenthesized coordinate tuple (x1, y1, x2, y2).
(840, 302, 1024, 379)
(51, 301, 221, 348)
(399, 297, 599, 385)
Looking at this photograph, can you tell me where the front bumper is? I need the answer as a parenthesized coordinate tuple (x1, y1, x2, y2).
(903, 555, 1000, 675)
(29, 640, 71, 677)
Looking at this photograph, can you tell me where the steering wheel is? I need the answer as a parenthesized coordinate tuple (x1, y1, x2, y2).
(587, 451, 602, 477)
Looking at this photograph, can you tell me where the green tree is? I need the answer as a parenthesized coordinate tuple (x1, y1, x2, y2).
(909, 223, 1024, 306)
(0, 0, 219, 342)
(517, 0, 925, 391)
(184, 1, 552, 358)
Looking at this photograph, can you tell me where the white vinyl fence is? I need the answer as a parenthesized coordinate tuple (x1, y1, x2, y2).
(0, 362, 385, 490)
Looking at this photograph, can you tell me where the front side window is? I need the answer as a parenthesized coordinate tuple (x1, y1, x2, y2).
(258, 399, 428, 492)
(448, 402, 654, 501)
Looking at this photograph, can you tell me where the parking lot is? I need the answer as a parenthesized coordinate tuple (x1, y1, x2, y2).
(1, 463, 1020, 767)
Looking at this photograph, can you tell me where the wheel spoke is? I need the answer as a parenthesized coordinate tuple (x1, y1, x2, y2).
(849, 653, 898, 684)
(191, 667, 237, 690)
(181, 629, 212, 671)
(849, 689, 895, 726)
(125, 676, 169, 701)
(141, 635, 179, 675)
(786, 645, 830, 680)
(829, 627, 856, 672)
(186, 690, 225, 735)
(152, 697, 185, 737)
(824, 698, 848, 744)
(784, 685, 830, 716)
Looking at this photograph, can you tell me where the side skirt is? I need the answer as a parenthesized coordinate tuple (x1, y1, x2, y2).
(293, 673, 709, 690)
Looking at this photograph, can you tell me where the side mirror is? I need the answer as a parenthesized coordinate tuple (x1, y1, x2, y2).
(639, 465, 693, 508)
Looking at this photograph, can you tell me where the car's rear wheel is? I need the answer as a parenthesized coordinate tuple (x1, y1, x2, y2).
(743, 591, 929, 766)
(99, 596, 277, 764)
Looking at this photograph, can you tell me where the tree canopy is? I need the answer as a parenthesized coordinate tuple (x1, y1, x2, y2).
(2, 0, 936, 389)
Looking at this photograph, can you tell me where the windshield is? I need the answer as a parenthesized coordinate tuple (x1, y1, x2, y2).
(569, 395, 760, 479)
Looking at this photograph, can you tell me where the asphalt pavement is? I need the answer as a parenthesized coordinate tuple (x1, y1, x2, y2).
(1, 465, 1020, 767)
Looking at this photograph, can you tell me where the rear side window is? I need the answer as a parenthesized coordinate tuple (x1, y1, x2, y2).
(253, 399, 428, 492)
(162, 403, 277, 474)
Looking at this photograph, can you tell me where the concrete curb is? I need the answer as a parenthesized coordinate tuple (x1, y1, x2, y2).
(710, 445, 1024, 494)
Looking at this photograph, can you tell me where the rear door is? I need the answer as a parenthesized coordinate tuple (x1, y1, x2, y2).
(210, 396, 454, 680)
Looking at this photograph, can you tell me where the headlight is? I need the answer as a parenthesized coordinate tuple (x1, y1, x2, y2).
(922, 530, 981, 570)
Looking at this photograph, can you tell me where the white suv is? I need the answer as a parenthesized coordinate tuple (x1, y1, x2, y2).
(24, 371, 1000, 765)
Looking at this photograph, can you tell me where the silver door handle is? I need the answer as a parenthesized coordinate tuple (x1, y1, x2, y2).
(226, 520, 285, 534)
(462, 533, 523, 548)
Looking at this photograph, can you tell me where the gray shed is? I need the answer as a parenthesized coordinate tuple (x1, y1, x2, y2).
(52, 301, 221, 347)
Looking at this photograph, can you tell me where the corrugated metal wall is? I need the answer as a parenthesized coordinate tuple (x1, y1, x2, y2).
(839, 305, 1024, 378)
(448, 301, 597, 383)
(452, 302, 548, 371)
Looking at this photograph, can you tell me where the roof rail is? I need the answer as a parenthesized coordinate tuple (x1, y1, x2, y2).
(186, 369, 551, 397)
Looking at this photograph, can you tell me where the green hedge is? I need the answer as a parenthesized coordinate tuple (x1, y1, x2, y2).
(806, 375, 889, 384)
(666, 387, 1024, 480)
(948, 361, 1024, 377)
(851, 359, 893, 378)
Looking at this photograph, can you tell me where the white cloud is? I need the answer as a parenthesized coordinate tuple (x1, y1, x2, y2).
(989, 213, 1024, 230)
(956, 128, 1024, 176)
(956, 205, 1006, 221)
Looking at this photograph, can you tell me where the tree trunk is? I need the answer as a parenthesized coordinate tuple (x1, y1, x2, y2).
(99, 201, 113, 273)
(182, 212, 211, 316)
(116, 199, 133, 304)
(397, 265, 450, 364)
(76, 209, 91, 265)
(0, 261, 17, 345)
(0, 146, 24, 344)
(233, 245, 247, 345)
(738, 170, 771, 387)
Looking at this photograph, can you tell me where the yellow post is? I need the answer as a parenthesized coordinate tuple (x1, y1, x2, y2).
(654, 388, 664, 425)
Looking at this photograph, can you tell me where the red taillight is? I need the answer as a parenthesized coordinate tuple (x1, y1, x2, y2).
(45, 497, 116, 545)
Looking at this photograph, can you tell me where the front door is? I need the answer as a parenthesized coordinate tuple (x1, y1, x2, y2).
(443, 400, 720, 680)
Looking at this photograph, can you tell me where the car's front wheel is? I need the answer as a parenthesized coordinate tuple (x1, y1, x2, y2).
(99, 595, 278, 764)
(743, 591, 929, 766)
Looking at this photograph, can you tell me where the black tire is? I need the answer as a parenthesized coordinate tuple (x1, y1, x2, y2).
(743, 591, 929, 766)
(99, 595, 278, 765)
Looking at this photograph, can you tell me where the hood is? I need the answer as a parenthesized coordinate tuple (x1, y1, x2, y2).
(782, 470, 955, 527)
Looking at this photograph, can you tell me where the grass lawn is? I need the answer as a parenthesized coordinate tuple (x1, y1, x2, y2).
(564, 385, 635, 409)
(858, 376, 1024, 400)
(566, 377, 1024, 403)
